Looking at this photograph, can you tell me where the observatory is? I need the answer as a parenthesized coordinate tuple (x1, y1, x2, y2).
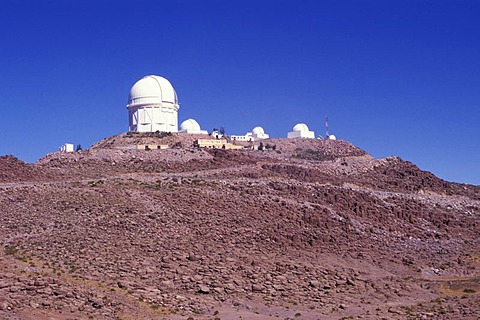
(179, 118, 208, 135)
(327, 134, 337, 140)
(287, 123, 315, 139)
(231, 126, 270, 141)
(127, 75, 179, 132)
(251, 126, 269, 140)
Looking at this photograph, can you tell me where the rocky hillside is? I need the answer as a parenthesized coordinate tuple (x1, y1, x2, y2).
(0, 156, 46, 183)
(0, 134, 479, 319)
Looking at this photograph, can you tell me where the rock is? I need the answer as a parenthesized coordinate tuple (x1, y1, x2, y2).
(388, 307, 403, 315)
(213, 287, 224, 294)
(309, 280, 321, 288)
(224, 283, 236, 292)
(187, 253, 197, 261)
(160, 280, 174, 289)
(346, 278, 356, 286)
(273, 284, 285, 291)
(9, 286, 20, 293)
(89, 297, 103, 309)
(92, 302, 102, 309)
(0, 301, 9, 311)
(198, 284, 210, 294)
(41, 300, 51, 307)
(252, 284, 264, 292)
(335, 280, 345, 286)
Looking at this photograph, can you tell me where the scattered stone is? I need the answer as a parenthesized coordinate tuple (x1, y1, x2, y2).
(198, 285, 210, 294)
(252, 284, 264, 292)
(0, 301, 9, 311)
(388, 307, 403, 315)
(346, 278, 356, 286)
(309, 280, 321, 288)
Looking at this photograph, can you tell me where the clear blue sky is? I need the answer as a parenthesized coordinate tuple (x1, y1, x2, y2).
(0, 0, 479, 185)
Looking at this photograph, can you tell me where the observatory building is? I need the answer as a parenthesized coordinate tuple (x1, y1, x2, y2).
(251, 126, 270, 140)
(287, 123, 315, 139)
(127, 75, 180, 132)
(231, 126, 270, 141)
(327, 134, 337, 140)
(179, 118, 208, 135)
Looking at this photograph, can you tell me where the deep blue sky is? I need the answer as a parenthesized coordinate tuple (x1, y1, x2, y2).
(0, 0, 479, 185)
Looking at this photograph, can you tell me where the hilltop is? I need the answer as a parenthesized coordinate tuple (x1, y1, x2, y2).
(0, 133, 479, 319)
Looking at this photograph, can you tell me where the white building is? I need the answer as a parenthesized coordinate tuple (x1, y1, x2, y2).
(179, 118, 208, 135)
(327, 134, 337, 140)
(251, 126, 269, 140)
(210, 129, 224, 139)
(59, 143, 74, 152)
(287, 123, 315, 139)
(231, 126, 270, 142)
(127, 75, 179, 132)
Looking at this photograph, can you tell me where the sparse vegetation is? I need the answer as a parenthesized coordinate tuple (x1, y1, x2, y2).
(6, 244, 18, 255)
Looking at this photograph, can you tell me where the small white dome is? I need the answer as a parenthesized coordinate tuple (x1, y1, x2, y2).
(328, 134, 337, 140)
(252, 126, 265, 135)
(293, 123, 309, 132)
(127, 75, 178, 108)
(180, 119, 201, 131)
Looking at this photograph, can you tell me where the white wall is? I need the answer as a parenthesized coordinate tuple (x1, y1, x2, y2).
(287, 130, 315, 139)
(128, 105, 178, 132)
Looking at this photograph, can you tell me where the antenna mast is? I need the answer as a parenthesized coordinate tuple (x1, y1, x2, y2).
(325, 115, 329, 137)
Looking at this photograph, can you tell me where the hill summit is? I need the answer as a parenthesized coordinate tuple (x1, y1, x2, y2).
(0, 133, 479, 319)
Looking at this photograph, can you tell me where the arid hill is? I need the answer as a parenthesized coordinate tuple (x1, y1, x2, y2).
(0, 155, 46, 183)
(0, 133, 479, 319)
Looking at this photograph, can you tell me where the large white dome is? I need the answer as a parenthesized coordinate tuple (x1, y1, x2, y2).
(180, 119, 201, 131)
(288, 122, 315, 139)
(126, 75, 180, 133)
(127, 75, 178, 108)
(293, 123, 309, 132)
